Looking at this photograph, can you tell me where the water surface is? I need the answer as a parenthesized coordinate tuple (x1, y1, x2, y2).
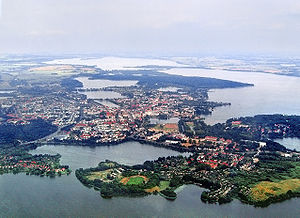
(76, 77, 137, 100)
(76, 77, 138, 89)
(164, 68, 300, 124)
(30, 141, 190, 169)
(275, 137, 300, 151)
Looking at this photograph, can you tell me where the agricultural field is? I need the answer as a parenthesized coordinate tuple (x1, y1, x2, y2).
(250, 179, 300, 201)
(28, 65, 76, 76)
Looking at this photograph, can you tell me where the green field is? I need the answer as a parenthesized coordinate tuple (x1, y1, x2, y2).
(127, 176, 145, 185)
(159, 181, 170, 191)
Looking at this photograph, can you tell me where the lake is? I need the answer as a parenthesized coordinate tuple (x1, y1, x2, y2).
(1, 141, 300, 217)
(76, 77, 138, 100)
(274, 137, 300, 151)
(76, 77, 138, 89)
(164, 68, 300, 125)
(29, 141, 191, 169)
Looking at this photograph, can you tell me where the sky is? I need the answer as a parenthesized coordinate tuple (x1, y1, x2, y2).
(0, 0, 300, 56)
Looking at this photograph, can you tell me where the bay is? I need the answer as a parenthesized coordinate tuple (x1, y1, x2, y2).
(164, 68, 300, 124)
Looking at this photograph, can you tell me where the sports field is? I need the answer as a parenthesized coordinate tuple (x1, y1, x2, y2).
(120, 175, 148, 185)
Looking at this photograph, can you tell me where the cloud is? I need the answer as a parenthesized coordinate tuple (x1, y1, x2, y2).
(0, 0, 299, 55)
(0, 0, 2, 18)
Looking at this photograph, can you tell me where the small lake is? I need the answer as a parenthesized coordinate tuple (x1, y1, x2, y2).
(274, 137, 300, 151)
(76, 77, 138, 89)
(164, 68, 300, 125)
(76, 77, 137, 100)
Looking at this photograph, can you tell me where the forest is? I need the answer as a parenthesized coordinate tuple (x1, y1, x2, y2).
(0, 119, 57, 145)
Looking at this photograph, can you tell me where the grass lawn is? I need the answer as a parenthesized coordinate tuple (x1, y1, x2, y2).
(159, 181, 170, 191)
(121, 175, 149, 185)
(251, 179, 300, 201)
(127, 176, 145, 185)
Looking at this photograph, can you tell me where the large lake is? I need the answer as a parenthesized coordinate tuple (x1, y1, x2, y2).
(164, 68, 300, 125)
(1, 141, 299, 217)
